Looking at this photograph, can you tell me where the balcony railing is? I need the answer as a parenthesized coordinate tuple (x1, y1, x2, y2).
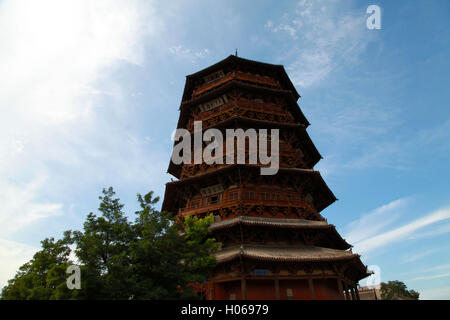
(187, 101, 290, 131)
(178, 191, 316, 216)
(179, 147, 305, 178)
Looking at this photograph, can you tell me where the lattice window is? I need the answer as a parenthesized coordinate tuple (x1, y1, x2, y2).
(190, 199, 200, 208)
(206, 193, 222, 205)
(203, 70, 225, 83)
(198, 94, 228, 112)
(228, 191, 238, 201)
(200, 184, 224, 197)
(260, 192, 271, 201)
(243, 191, 255, 200)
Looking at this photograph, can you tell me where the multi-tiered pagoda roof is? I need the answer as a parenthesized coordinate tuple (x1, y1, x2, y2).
(162, 55, 369, 300)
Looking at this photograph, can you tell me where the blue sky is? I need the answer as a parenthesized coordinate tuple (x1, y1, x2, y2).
(0, 0, 449, 299)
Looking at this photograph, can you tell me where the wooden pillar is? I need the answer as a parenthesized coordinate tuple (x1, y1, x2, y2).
(350, 287, 356, 300)
(308, 278, 316, 300)
(336, 277, 345, 300)
(210, 281, 215, 300)
(343, 282, 351, 300)
(241, 277, 247, 300)
(355, 287, 360, 300)
(274, 276, 280, 300)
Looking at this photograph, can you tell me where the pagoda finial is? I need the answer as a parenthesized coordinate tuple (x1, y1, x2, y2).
(235, 48, 238, 57)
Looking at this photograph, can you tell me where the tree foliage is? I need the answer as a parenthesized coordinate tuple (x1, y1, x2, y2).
(380, 280, 420, 300)
(1, 187, 219, 300)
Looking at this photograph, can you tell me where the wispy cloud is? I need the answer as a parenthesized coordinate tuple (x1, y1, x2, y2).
(0, 173, 63, 237)
(264, 2, 450, 178)
(345, 198, 409, 244)
(169, 45, 210, 61)
(422, 264, 450, 273)
(408, 222, 450, 240)
(266, 0, 374, 88)
(397, 263, 450, 278)
(401, 249, 437, 264)
(410, 272, 450, 282)
(349, 205, 450, 255)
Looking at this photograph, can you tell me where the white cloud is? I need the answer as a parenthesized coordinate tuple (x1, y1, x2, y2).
(0, 173, 63, 237)
(0, 0, 162, 178)
(423, 264, 450, 273)
(408, 222, 450, 240)
(0, 0, 161, 218)
(0, 0, 166, 289)
(168, 45, 210, 61)
(410, 272, 450, 282)
(345, 198, 409, 244)
(0, 239, 38, 290)
(351, 206, 450, 254)
(401, 249, 437, 264)
(0, 0, 157, 125)
(266, 0, 373, 88)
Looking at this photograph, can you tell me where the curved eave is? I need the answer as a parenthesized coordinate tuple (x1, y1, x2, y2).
(210, 216, 329, 230)
(167, 116, 322, 179)
(178, 80, 308, 129)
(209, 216, 351, 250)
(162, 164, 336, 214)
(215, 245, 357, 264)
(181, 55, 300, 102)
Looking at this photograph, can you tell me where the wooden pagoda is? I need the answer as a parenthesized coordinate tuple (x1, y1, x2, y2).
(162, 55, 369, 300)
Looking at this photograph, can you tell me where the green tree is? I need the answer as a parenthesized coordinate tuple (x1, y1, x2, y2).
(128, 191, 220, 299)
(380, 280, 420, 300)
(69, 187, 135, 299)
(1, 187, 219, 300)
(1, 237, 74, 300)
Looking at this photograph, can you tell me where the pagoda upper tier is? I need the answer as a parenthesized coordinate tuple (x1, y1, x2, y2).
(167, 55, 321, 179)
(181, 55, 300, 102)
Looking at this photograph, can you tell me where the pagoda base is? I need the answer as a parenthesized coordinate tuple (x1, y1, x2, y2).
(206, 277, 359, 300)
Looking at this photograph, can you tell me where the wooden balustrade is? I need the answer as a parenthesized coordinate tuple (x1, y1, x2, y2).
(237, 99, 285, 114)
(178, 190, 316, 216)
(179, 149, 305, 178)
(187, 101, 292, 131)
